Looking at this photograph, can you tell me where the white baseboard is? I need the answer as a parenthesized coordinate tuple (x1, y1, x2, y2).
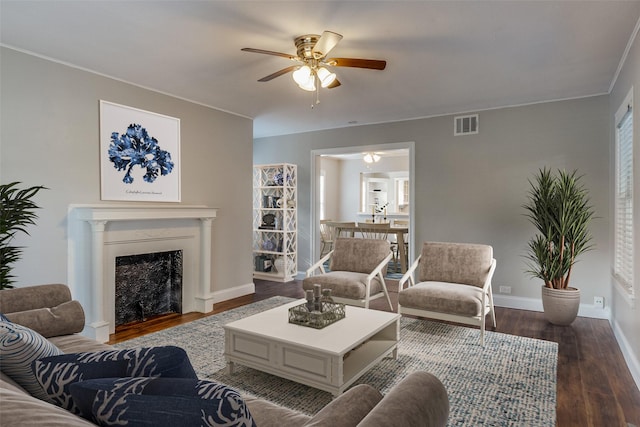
(493, 294, 543, 312)
(492, 294, 611, 320)
(611, 318, 640, 391)
(211, 282, 255, 306)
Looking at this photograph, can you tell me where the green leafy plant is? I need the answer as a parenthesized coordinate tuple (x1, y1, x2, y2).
(523, 168, 595, 289)
(0, 182, 47, 289)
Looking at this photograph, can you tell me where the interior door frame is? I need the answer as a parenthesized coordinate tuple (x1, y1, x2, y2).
(309, 141, 416, 265)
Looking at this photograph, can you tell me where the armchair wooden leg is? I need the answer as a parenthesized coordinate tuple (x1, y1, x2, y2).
(380, 274, 393, 311)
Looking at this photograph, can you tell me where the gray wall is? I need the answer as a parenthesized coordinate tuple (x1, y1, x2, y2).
(255, 95, 610, 307)
(1, 47, 255, 301)
(609, 28, 640, 386)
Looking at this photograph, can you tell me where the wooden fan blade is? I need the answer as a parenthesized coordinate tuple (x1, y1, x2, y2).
(241, 48, 297, 61)
(312, 31, 343, 58)
(327, 79, 341, 89)
(328, 58, 387, 70)
(257, 65, 298, 82)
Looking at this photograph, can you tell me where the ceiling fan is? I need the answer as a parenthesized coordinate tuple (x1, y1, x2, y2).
(241, 30, 386, 93)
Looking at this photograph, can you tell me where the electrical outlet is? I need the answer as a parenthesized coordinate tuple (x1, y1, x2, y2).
(499, 286, 511, 294)
(594, 296, 604, 308)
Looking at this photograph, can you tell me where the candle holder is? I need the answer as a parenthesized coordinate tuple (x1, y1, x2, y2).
(288, 300, 346, 329)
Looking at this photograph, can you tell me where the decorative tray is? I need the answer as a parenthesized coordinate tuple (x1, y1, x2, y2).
(288, 301, 346, 329)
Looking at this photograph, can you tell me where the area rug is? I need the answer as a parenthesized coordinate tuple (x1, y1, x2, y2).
(114, 296, 558, 426)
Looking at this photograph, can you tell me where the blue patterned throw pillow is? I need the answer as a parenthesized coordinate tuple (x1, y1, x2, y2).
(69, 377, 257, 427)
(0, 313, 11, 322)
(32, 345, 197, 414)
(0, 320, 63, 400)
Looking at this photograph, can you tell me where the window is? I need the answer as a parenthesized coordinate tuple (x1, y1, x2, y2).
(614, 88, 634, 299)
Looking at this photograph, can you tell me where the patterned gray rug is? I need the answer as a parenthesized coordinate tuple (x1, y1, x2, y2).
(115, 296, 557, 426)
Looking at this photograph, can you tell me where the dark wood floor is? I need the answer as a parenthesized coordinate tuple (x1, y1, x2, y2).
(110, 279, 640, 427)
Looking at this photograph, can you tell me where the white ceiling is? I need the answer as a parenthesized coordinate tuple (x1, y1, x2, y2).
(1, 1, 639, 139)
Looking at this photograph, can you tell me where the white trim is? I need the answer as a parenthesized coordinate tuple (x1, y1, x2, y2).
(255, 92, 609, 139)
(612, 318, 640, 391)
(614, 276, 636, 308)
(212, 282, 256, 303)
(492, 294, 611, 320)
(0, 45, 613, 140)
(0, 44, 253, 121)
(310, 141, 415, 269)
(615, 87, 634, 124)
(609, 15, 640, 94)
(72, 204, 217, 221)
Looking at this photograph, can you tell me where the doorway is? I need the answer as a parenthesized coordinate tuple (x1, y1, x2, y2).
(309, 141, 415, 264)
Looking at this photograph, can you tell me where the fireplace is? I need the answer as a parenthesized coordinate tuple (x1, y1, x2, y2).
(115, 250, 183, 327)
(69, 205, 218, 342)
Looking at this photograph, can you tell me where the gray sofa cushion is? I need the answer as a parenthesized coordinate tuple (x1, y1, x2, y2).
(304, 384, 382, 426)
(49, 334, 112, 354)
(358, 371, 449, 427)
(0, 387, 96, 427)
(418, 242, 493, 288)
(303, 272, 383, 299)
(244, 396, 312, 426)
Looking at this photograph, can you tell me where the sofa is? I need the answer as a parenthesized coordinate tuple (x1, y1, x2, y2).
(0, 284, 450, 426)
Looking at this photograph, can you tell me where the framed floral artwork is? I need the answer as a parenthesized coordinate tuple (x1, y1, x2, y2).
(99, 100, 181, 202)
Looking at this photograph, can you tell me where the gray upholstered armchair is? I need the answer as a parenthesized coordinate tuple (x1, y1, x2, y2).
(303, 237, 393, 310)
(398, 242, 497, 345)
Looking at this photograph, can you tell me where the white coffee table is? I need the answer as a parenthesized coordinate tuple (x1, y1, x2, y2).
(223, 299, 400, 396)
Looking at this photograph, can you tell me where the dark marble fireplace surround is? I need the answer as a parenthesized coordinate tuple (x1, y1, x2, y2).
(115, 250, 183, 327)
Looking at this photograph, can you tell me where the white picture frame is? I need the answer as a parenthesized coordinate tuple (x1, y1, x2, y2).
(100, 100, 181, 202)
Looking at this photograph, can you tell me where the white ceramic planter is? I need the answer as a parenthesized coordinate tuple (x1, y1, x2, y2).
(541, 285, 580, 326)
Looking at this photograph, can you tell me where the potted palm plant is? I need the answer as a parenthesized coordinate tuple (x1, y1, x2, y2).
(0, 182, 46, 289)
(523, 168, 595, 325)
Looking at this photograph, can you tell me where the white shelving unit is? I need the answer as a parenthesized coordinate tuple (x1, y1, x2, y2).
(253, 163, 297, 282)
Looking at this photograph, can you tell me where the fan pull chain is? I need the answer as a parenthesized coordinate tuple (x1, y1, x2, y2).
(311, 75, 320, 108)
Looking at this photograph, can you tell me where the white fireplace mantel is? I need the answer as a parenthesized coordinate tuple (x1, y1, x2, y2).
(69, 204, 218, 343)
(73, 205, 218, 222)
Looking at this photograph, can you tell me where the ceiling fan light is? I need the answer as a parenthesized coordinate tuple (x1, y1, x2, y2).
(363, 153, 381, 163)
(298, 77, 316, 92)
(317, 67, 337, 88)
(292, 65, 312, 86)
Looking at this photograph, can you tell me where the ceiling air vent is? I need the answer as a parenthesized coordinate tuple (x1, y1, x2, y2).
(454, 114, 479, 136)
